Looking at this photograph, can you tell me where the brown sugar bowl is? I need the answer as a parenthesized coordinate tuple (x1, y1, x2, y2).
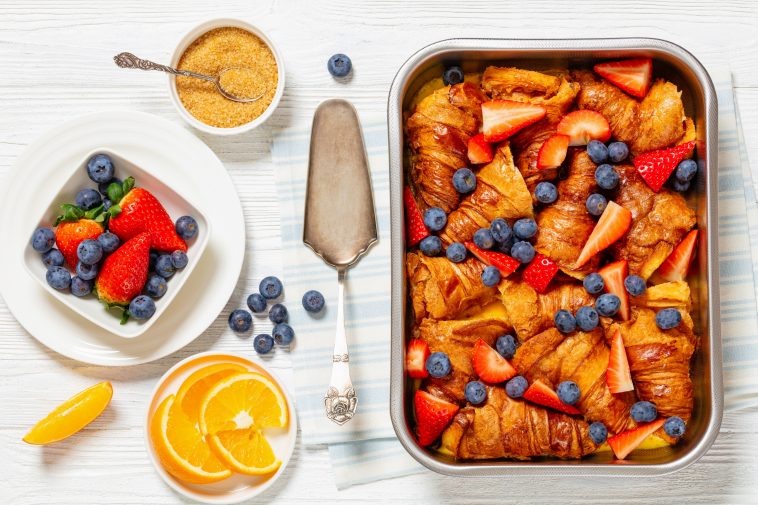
(169, 18, 285, 135)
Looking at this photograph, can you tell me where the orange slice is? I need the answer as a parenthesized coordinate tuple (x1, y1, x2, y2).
(23, 382, 112, 445)
(150, 394, 232, 484)
(175, 363, 247, 422)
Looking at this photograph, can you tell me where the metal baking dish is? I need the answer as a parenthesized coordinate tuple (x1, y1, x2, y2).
(388, 38, 722, 476)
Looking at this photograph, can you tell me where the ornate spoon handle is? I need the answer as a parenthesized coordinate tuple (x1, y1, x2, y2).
(324, 268, 357, 425)
(113, 52, 215, 82)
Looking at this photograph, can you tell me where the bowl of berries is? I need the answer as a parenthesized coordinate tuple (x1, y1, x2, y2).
(25, 149, 211, 338)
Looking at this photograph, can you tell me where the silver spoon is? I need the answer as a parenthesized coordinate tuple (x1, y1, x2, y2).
(113, 52, 265, 103)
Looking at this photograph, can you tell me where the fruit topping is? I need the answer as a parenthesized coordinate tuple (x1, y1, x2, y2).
(464, 241, 520, 277)
(406, 338, 431, 379)
(633, 141, 696, 192)
(75, 188, 102, 211)
(664, 416, 686, 438)
(608, 141, 630, 163)
(593, 58, 653, 99)
(31, 227, 56, 253)
(586, 139, 609, 164)
(97, 231, 120, 254)
(575, 201, 632, 268)
(556, 380, 581, 405)
(624, 274, 646, 296)
(675, 159, 698, 183)
(554, 310, 577, 333)
(420, 236, 442, 257)
(575, 306, 599, 331)
(481, 100, 547, 143)
(467, 133, 494, 165)
(175, 215, 199, 240)
(413, 390, 459, 446)
(423, 207, 447, 232)
(426, 351, 452, 378)
(513, 218, 537, 240)
(465, 380, 487, 405)
(536, 133, 570, 169)
(155, 254, 175, 278)
(511, 241, 535, 264)
(556, 110, 611, 146)
(630, 401, 658, 423)
(77, 239, 102, 266)
(453, 167, 478, 193)
(582, 272, 605, 295)
(608, 418, 666, 460)
(522, 379, 581, 415)
(534, 181, 558, 204)
(523, 253, 559, 294)
(42, 249, 64, 269)
(145, 274, 167, 298)
(594, 163, 619, 190)
(586, 193, 608, 217)
(403, 186, 429, 247)
(589, 422, 608, 445)
(76, 262, 98, 281)
(86, 154, 115, 184)
(654, 229, 698, 282)
(442, 65, 464, 86)
(490, 218, 512, 243)
(655, 308, 682, 329)
(598, 259, 631, 321)
(129, 295, 156, 320)
(495, 334, 518, 359)
(95, 231, 151, 309)
(606, 330, 634, 393)
(46, 266, 71, 291)
(446, 242, 467, 263)
(505, 375, 528, 399)
(472, 338, 517, 383)
(481, 265, 501, 287)
(473, 228, 495, 250)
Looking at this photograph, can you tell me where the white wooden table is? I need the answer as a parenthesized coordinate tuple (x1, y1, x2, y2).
(2, 1, 758, 503)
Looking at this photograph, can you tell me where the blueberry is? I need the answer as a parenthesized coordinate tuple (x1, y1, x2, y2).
(671, 179, 690, 192)
(510, 241, 535, 264)
(464, 381, 487, 405)
(557, 380, 581, 405)
(423, 207, 447, 232)
(77, 239, 103, 266)
(419, 236, 442, 256)
(170, 250, 188, 269)
(481, 265, 501, 287)
(583, 272, 605, 295)
(446, 242, 467, 263)
(675, 159, 698, 183)
(534, 181, 558, 204)
(589, 422, 608, 444)
(31, 227, 55, 253)
(269, 303, 288, 324)
(586, 140, 609, 164)
(452, 167, 477, 194)
(149, 251, 159, 272)
(75, 188, 102, 210)
(442, 66, 464, 86)
(76, 262, 99, 281)
(155, 254, 175, 278)
(664, 416, 686, 438)
(473, 228, 495, 250)
(247, 293, 268, 313)
(302, 290, 325, 313)
(624, 275, 646, 296)
(513, 218, 537, 240)
(70, 276, 93, 297)
(586, 193, 608, 216)
(129, 295, 156, 320)
(327, 53, 352, 78)
(596, 293, 621, 317)
(254, 333, 275, 354)
(575, 306, 599, 331)
(630, 401, 657, 423)
(97, 232, 120, 254)
(42, 249, 64, 268)
(608, 142, 629, 163)
(656, 308, 682, 329)
(86, 154, 115, 183)
(46, 266, 71, 290)
(490, 218, 512, 243)
(145, 274, 168, 298)
(495, 235, 516, 255)
(175, 215, 198, 240)
(595, 164, 619, 190)
(259, 276, 283, 299)
(102, 198, 112, 211)
(228, 309, 253, 333)
(554, 310, 577, 333)
(273, 323, 295, 345)
(495, 334, 517, 359)
(505, 375, 529, 398)
(426, 351, 452, 378)
(99, 177, 122, 196)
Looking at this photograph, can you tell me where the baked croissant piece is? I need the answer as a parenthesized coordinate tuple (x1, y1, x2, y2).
(406, 82, 487, 212)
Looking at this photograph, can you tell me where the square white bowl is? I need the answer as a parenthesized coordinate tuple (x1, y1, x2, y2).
(23, 148, 211, 338)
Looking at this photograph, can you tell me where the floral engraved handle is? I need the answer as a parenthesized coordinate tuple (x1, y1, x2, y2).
(324, 269, 357, 425)
(113, 52, 214, 81)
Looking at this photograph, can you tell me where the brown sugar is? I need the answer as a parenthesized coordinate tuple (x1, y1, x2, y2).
(176, 27, 278, 128)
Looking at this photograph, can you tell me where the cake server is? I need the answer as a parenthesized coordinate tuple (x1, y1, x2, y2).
(304, 99, 377, 425)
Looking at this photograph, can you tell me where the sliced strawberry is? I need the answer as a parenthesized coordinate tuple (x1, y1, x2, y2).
(654, 229, 698, 282)
(522, 253, 559, 293)
(406, 339, 431, 379)
(403, 186, 429, 247)
(598, 260, 631, 321)
(633, 141, 696, 192)
(606, 330, 634, 393)
(467, 133, 494, 164)
(414, 390, 459, 446)
(608, 418, 666, 459)
(556, 110, 611, 146)
(536, 134, 570, 169)
(575, 201, 632, 268)
(523, 380, 581, 416)
(472, 338, 517, 383)
(594, 58, 653, 98)
(481, 100, 547, 143)
(464, 241, 520, 277)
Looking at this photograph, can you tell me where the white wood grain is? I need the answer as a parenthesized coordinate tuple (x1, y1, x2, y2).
(1, 0, 758, 503)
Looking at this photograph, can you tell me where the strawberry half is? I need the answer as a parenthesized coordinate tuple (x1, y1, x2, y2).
(575, 201, 632, 268)
(54, 204, 105, 269)
(414, 390, 459, 446)
(523, 379, 581, 416)
(406, 338, 431, 379)
(556, 110, 611, 146)
(606, 330, 634, 393)
(95, 231, 152, 309)
(472, 338, 517, 383)
(598, 259, 631, 321)
(654, 229, 698, 282)
(594, 58, 653, 99)
(522, 253, 559, 293)
(633, 141, 696, 192)
(403, 186, 429, 247)
(608, 418, 666, 459)
(465, 241, 520, 277)
(467, 133, 494, 164)
(536, 134, 570, 169)
(481, 100, 547, 143)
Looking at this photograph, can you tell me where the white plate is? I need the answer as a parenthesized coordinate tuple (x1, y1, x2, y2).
(144, 352, 297, 504)
(0, 111, 245, 365)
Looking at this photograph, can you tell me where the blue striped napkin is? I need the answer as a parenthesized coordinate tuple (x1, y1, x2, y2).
(272, 67, 757, 489)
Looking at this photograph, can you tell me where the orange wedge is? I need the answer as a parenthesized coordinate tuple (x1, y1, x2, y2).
(199, 372, 288, 475)
(175, 363, 247, 422)
(23, 381, 112, 445)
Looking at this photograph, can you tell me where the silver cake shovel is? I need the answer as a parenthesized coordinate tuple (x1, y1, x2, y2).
(304, 99, 377, 425)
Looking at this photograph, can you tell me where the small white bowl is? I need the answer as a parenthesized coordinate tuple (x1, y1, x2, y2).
(144, 352, 297, 504)
(23, 148, 211, 339)
(168, 18, 286, 136)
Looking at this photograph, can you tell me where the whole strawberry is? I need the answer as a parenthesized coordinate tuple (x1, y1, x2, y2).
(106, 177, 187, 253)
(54, 204, 105, 269)
(95, 231, 152, 309)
